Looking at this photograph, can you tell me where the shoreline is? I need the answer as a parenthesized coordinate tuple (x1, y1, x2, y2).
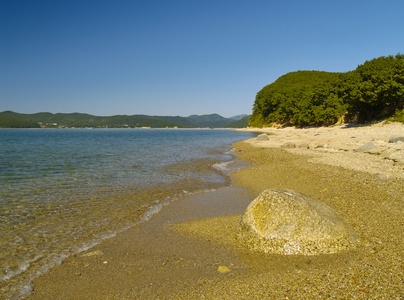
(0, 129, 255, 299)
(237, 121, 404, 179)
(28, 124, 404, 299)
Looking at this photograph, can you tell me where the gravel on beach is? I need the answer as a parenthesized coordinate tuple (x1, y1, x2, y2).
(28, 124, 404, 299)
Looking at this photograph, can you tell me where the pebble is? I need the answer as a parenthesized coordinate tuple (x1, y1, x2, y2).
(217, 266, 231, 273)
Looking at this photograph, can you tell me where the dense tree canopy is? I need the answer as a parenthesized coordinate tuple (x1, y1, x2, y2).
(0, 118, 41, 128)
(250, 54, 404, 127)
(342, 54, 404, 121)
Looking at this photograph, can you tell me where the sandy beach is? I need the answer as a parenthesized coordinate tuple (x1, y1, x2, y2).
(28, 122, 404, 299)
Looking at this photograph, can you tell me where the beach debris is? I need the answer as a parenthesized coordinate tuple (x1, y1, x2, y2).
(237, 188, 357, 255)
(354, 142, 377, 152)
(388, 134, 404, 143)
(217, 265, 231, 273)
(256, 133, 269, 141)
(281, 142, 296, 148)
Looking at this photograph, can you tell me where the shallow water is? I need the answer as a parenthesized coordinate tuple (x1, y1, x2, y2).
(0, 128, 256, 298)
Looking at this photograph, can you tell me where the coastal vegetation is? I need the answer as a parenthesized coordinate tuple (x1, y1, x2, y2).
(226, 115, 250, 128)
(387, 108, 404, 123)
(250, 54, 404, 127)
(0, 117, 41, 128)
(0, 111, 246, 129)
(4, 55, 403, 129)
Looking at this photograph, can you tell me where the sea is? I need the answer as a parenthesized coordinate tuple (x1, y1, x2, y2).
(0, 128, 256, 298)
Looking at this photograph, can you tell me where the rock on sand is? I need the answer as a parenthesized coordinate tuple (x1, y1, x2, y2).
(237, 188, 357, 255)
(389, 134, 404, 143)
(256, 133, 269, 141)
(354, 141, 377, 152)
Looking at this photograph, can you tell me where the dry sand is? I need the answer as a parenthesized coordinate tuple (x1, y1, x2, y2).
(28, 122, 404, 299)
(237, 121, 404, 179)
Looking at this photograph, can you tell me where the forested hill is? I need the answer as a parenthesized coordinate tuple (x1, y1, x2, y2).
(187, 114, 234, 128)
(0, 111, 248, 128)
(250, 54, 404, 127)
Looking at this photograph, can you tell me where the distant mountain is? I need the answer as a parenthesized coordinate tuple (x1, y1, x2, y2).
(0, 111, 180, 128)
(185, 114, 233, 128)
(228, 114, 248, 121)
(152, 116, 195, 128)
(227, 115, 250, 128)
(0, 111, 250, 128)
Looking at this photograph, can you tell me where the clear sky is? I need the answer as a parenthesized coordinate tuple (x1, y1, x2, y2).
(1, 0, 403, 117)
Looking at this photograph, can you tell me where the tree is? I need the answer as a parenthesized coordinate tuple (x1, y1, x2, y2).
(250, 54, 404, 127)
(250, 71, 344, 127)
(343, 54, 404, 121)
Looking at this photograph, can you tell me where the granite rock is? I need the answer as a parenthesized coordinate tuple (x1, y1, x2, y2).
(256, 134, 269, 141)
(237, 188, 357, 255)
(388, 134, 404, 143)
(354, 142, 377, 152)
(281, 142, 296, 148)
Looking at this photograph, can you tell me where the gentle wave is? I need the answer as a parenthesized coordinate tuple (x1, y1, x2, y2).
(0, 129, 257, 299)
(213, 161, 233, 173)
(2, 188, 217, 299)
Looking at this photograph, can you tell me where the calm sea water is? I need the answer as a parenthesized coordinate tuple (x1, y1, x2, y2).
(0, 128, 256, 298)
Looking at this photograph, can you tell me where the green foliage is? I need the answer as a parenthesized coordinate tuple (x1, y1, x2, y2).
(251, 54, 404, 127)
(152, 116, 196, 128)
(93, 115, 180, 128)
(0, 117, 41, 128)
(0, 111, 243, 128)
(186, 114, 234, 127)
(342, 54, 404, 121)
(250, 71, 346, 127)
(386, 108, 404, 123)
(0, 111, 182, 128)
(227, 115, 250, 128)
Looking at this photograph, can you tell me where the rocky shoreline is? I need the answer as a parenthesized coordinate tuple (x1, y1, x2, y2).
(27, 123, 403, 299)
(237, 121, 404, 179)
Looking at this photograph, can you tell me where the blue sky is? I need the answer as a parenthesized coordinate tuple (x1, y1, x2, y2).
(1, 0, 403, 117)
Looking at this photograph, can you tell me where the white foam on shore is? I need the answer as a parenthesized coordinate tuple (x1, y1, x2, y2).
(3, 148, 244, 299)
(213, 161, 232, 173)
(3, 203, 164, 299)
(2, 167, 234, 299)
(1, 129, 257, 299)
(2, 190, 207, 299)
(1, 263, 30, 283)
(138, 200, 171, 223)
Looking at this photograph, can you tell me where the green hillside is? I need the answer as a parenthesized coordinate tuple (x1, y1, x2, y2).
(227, 115, 250, 128)
(186, 114, 233, 128)
(250, 54, 404, 127)
(153, 116, 196, 128)
(0, 111, 246, 128)
(0, 111, 181, 128)
(0, 111, 95, 124)
(0, 117, 41, 128)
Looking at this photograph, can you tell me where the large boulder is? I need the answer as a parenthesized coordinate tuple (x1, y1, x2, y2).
(237, 189, 357, 255)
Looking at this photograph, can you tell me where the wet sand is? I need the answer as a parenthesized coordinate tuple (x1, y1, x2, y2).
(28, 123, 404, 299)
